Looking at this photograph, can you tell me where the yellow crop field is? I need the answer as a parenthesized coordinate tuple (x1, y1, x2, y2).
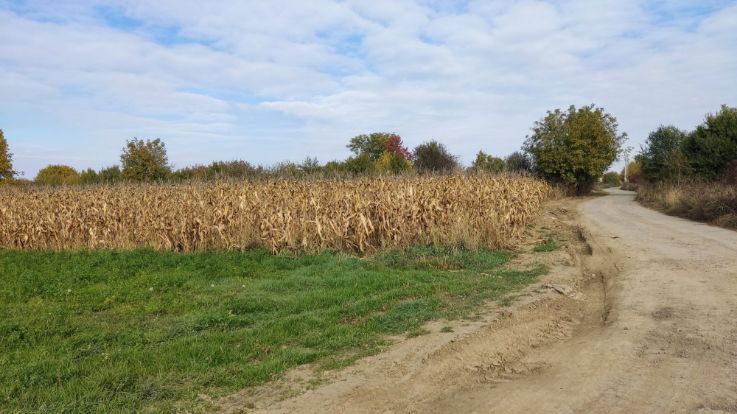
(0, 175, 550, 253)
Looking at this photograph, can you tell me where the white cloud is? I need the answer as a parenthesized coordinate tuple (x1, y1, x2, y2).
(0, 0, 736, 177)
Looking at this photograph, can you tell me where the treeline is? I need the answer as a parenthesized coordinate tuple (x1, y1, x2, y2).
(10, 133, 535, 186)
(2, 104, 731, 194)
(629, 105, 737, 229)
(627, 105, 737, 185)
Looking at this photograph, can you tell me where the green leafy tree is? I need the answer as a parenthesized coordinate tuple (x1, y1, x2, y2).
(347, 133, 393, 161)
(0, 129, 16, 184)
(504, 151, 532, 173)
(172, 160, 258, 181)
(343, 153, 376, 175)
(35, 165, 80, 186)
(98, 166, 122, 184)
(682, 105, 737, 180)
(323, 160, 347, 175)
(472, 151, 505, 174)
(413, 141, 459, 173)
(208, 160, 258, 180)
(639, 126, 690, 183)
(121, 138, 171, 182)
(79, 168, 100, 185)
(271, 161, 302, 178)
(602, 171, 621, 187)
(299, 157, 322, 175)
(347, 133, 412, 174)
(524, 104, 626, 195)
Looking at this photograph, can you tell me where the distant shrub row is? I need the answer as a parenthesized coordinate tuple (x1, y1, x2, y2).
(2, 103, 656, 195)
(12, 134, 535, 186)
(627, 105, 737, 185)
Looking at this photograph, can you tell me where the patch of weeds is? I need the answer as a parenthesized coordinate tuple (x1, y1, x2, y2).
(439, 326, 453, 333)
(533, 239, 559, 252)
(499, 296, 515, 307)
(406, 327, 431, 338)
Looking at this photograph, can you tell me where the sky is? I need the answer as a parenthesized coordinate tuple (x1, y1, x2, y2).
(1, 0, 736, 178)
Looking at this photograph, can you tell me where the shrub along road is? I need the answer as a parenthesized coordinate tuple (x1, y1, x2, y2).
(252, 189, 737, 413)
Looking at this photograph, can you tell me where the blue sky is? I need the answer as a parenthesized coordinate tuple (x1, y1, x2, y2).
(1, 0, 736, 177)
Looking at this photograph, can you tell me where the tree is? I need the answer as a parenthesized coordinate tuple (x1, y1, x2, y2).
(98, 166, 122, 184)
(376, 151, 412, 173)
(343, 154, 376, 175)
(121, 138, 171, 182)
(682, 105, 737, 180)
(384, 135, 412, 161)
(639, 126, 689, 183)
(35, 165, 80, 186)
(472, 151, 505, 174)
(299, 157, 322, 175)
(413, 141, 459, 173)
(347, 132, 412, 174)
(602, 171, 621, 187)
(524, 104, 626, 195)
(504, 151, 532, 173)
(271, 161, 302, 178)
(79, 168, 100, 185)
(0, 129, 16, 184)
(348, 133, 394, 161)
(322, 160, 346, 176)
(208, 160, 258, 179)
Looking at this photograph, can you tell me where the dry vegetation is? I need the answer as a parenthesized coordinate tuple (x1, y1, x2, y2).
(0, 175, 550, 253)
(637, 183, 737, 229)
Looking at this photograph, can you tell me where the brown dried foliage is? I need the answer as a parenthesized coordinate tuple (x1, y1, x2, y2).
(0, 175, 550, 253)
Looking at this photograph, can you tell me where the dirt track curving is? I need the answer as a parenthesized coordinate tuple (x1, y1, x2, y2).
(228, 189, 737, 413)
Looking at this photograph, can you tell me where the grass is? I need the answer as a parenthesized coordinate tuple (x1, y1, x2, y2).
(0, 246, 544, 413)
(533, 239, 559, 252)
(637, 182, 737, 229)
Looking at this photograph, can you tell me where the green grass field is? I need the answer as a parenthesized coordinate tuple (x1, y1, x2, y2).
(0, 247, 544, 413)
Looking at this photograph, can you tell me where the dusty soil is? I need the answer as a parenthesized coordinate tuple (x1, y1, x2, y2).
(216, 189, 737, 413)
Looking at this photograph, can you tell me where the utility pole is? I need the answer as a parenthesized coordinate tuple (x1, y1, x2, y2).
(623, 146, 633, 184)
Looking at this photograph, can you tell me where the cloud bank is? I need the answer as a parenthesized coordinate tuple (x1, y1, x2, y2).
(1, 0, 736, 176)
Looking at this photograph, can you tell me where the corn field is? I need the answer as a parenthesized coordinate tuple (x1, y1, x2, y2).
(0, 175, 550, 253)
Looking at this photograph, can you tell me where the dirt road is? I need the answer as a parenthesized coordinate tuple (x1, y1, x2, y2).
(240, 189, 737, 413)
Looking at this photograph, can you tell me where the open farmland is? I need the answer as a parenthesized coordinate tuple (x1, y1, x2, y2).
(0, 174, 554, 412)
(0, 175, 550, 253)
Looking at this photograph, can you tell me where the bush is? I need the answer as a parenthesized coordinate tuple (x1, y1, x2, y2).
(98, 166, 122, 184)
(173, 160, 259, 181)
(720, 159, 737, 185)
(79, 168, 100, 185)
(504, 151, 532, 173)
(602, 171, 621, 187)
(472, 151, 505, 174)
(376, 152, 412, 173)
(637, 183, 737, 229)
(35, 165, 80, 186)
(413, 141, 459, 173)
(683, 105, 737, 180)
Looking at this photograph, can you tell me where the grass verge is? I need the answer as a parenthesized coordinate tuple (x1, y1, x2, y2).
(636, 183, 737, 229)
(0, 246, 544, 412)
